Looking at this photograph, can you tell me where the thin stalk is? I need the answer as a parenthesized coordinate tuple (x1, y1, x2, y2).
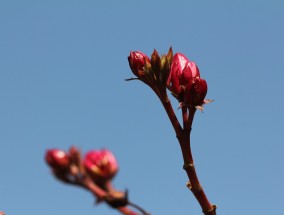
(161, 99, 216, 215)
(128, 201, 151, 215)
(161, 98, 183, 138)
(83, 178, 141, 215)
(182, 106, 189, 131)
(118, 207, 143, 215)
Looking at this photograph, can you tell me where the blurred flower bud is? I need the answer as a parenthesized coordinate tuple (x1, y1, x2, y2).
(84, 149, 119, 183)
(45, 149, 70, 170)
(69, 146, 81, 166)
(128, 51, 151, 78)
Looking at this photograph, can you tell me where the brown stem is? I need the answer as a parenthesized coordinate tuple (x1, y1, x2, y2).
(128, 201, 151, 215)
(182, 106, 189, 130)
(118, 207, 143, 215)
(82, 177, 107, 200)
(161, 100, 217, 215)
(182, 105, 194, 133)
(161, 98, 183, 138)
(82, 178, 141, 215)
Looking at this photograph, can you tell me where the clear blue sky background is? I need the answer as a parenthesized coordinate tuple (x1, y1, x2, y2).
(1, 1, 283, 215)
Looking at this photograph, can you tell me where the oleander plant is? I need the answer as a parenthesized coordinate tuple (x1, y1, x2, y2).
(45, 47, 216, 215)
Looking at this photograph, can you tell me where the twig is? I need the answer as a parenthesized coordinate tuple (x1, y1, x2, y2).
(160, 98, 216, 215)
(128, 201, 151, 215)
(83, 177, 142, 215)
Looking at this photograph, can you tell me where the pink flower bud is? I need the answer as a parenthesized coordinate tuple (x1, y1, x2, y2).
(45, 149, 70, 170)
(184, 77, 208, 107)
(167, 53, 200, 100)
(187, 60, 200, 79)
(84, 149, 118, 183)
(128, 51, 150, 78)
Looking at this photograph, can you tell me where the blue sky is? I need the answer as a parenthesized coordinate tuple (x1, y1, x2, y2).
(0, 1, 284, 215)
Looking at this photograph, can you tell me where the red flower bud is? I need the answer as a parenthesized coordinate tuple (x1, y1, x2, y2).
(187, 60, 200, 79)
(84, 149, 118, 183)
(184, 77, 208, 107)
(45, 149, 70, 170)
(167, 53, 200, 100)
(128, 51, 150, 78)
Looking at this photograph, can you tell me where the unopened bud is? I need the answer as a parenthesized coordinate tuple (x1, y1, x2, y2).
(167, 53, 200, 101)
(184, 77, 208, 107)
(84, 149, 119, 183)
(45, 149, 70, 170)
(128, 51, 150, 78)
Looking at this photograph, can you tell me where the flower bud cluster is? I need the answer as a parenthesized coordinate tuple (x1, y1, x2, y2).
(167, 53, 208, 109)
(128, 48, 173, 98)
(128, 48, 211, 110)
(45, 147, 130, 208)
(45, 147, 118, 186)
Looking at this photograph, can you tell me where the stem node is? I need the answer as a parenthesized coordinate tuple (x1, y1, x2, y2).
(183, 163, 194, 170)
(186, 181, 192, 190)
(203, 205, 217, 215)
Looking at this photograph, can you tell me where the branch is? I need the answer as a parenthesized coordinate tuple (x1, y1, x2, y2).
(83, 177, 143, 215)
(128, 201, 151, 215)
(161, 98, 183, 138)
(161, 102, 217, 215)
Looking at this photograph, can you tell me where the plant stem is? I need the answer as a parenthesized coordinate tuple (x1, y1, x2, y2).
(83, 178, 141, 215)
(82, 177, 107, 200)
(128, 201, 151, 215)
(118, 207, 143, 215)
(161, 99, 216, 215)
(161, 98, 183, 137)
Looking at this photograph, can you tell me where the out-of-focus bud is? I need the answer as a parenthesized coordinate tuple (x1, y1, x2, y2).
(84, 149, 119, 183)
(45, 149, 70, 170)
(128, 51, 151, 78)
(69, 146, 81, 166)
(184, 77, 208, 109)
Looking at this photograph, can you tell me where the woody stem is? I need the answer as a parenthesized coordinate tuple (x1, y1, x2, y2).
(161, 98, 216, 215)
(82, 177, 142, 215)
(128, 201, 151, 215)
